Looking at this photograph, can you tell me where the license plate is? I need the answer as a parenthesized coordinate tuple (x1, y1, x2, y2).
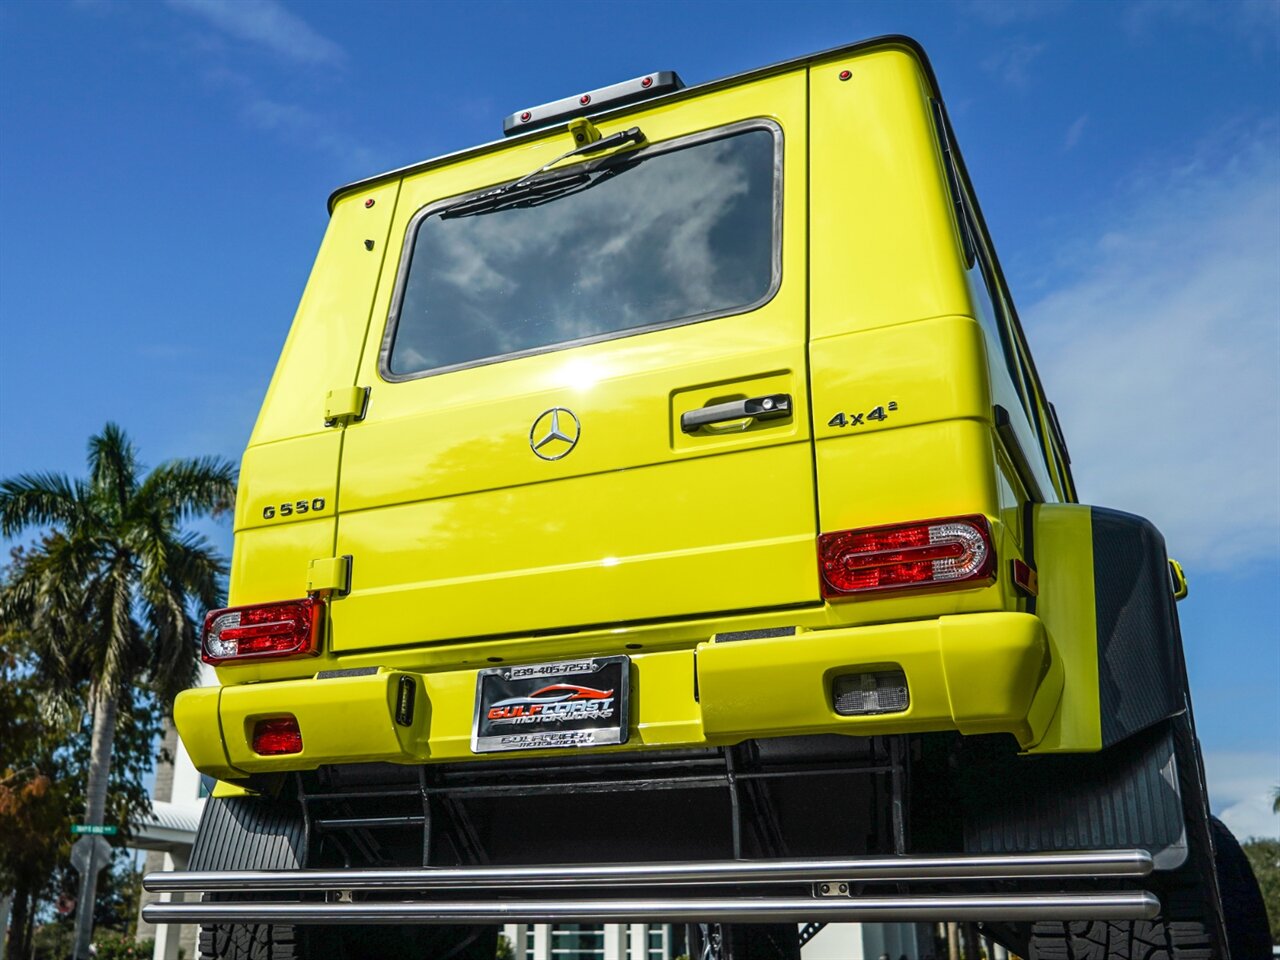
(471, 656, 629, 754)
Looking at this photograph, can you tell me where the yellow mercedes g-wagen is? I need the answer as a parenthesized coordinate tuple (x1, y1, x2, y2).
(144, 36, 1267, 960)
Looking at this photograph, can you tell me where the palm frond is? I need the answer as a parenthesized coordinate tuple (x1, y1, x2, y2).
(137, 530, 226, 707)
(137, 455, 237, 523)
(0, 472, 85, 537)
(88, 422, 141, 514)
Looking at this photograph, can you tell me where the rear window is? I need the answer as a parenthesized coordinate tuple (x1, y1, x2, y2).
(383, 122, 780, 379)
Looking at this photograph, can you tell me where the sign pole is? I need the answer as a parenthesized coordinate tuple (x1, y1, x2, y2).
(71, 838, 98, 960)
(69, 832, 112, 960)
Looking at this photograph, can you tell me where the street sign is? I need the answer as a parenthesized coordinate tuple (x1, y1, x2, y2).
(69, 836, 112, 877)
(70, 824, 117, 836)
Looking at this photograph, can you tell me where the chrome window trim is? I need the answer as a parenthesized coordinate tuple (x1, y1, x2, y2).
(378, 118, 784, 384)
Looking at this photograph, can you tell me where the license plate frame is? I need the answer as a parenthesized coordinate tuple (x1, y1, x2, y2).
(471, 656, 630, 754)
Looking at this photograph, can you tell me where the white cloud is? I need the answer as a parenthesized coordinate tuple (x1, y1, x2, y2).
(203, 68, 374, 169)
(167, 0, 345, 67)
(1025, 126, 1280, 569)
(1063, 114, 1088, 151)
(1204, 750, 1280, 840)
(981, 40, 1045, 86)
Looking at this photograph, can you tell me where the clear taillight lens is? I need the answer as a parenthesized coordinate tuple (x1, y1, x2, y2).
(832, 669, 910, 715)
(819, 515, 996, 598)
(201, 597, 323, 665)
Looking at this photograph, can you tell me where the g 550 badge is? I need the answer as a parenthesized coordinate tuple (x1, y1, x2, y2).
(827, 401, 898, 429)
(262, 498, 326, 520)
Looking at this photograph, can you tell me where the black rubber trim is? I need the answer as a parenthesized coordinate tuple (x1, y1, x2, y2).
(961, 721, 1186, 865)
(316, 667, 379, 679)
(714, 627, 798, 643)
(189, 797, 306, 873)
(994, 405, 1045, 503)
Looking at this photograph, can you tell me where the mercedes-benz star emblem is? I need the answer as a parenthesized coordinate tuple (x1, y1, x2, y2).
(529, 407, 581, 461)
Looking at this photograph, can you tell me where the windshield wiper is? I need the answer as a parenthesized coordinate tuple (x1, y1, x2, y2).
(438, 126, 645, 219)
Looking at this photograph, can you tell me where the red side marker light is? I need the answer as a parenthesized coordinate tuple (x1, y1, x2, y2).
(520, 111, 532, 122)
(253, 717, 302, 755)
(1012, 559, 1038, 597)
(838, 69, 852, 81)
(202, 597, 324, 665)
(641, 76, 653, 88)
(819, 515, 995, 598)
(579, 94, 591, 105)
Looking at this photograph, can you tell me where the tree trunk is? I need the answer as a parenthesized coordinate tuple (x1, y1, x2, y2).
(84, 685, 118, 825)
(6, 885, 30, 960)
(72, 685, 118, 960)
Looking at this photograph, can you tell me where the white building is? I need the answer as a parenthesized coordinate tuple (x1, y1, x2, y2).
(498, 922, 935, 959)
(133, 672, 211, 960)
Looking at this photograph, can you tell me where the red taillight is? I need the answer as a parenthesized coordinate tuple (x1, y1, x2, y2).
(202, 597, 323, 664)
(252, 717, 302, 755)
(818, 515, 996, 598)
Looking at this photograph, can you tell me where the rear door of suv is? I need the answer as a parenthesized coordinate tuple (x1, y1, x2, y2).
(331, 71, 816, 653)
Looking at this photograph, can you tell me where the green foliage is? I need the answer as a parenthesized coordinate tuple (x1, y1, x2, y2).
(0, 628, 161, 890)
(29, 926, 153, 960)
(0, 422, 235, 707)
(495, 932, 515, 959)
(0, 423, 235, 955)
(92, 930, 156, 959)
(1241, 838, 1279, 945)
(0, 638, 73, 896)
(29, 919, 74, 960)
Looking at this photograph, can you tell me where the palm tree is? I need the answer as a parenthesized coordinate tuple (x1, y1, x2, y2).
(0, 423, 234, 955)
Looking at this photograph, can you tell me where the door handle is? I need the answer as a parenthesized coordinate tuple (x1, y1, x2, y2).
(680, 394, 792, 433)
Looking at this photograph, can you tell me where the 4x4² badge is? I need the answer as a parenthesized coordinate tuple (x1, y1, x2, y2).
(529, 407, 581, 460)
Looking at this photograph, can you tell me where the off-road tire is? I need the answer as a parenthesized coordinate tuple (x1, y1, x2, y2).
(198, 913, 304, 960)
(1025, 716, 1262, 960)
(1027, 915, 1215, 960)
(191, 796, 310, 960)
(1209, 817, 1271, 960)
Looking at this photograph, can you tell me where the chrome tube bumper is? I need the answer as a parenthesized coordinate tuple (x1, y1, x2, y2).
(143, 892, 1160, 925)
(144, 849, 1152, 893)
(142, 850, 1160, 925)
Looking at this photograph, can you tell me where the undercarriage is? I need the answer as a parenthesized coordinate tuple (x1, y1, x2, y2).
(144, 727, 1218, 958)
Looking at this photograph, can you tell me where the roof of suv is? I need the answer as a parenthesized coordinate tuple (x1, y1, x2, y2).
(327, 34, 939, 213)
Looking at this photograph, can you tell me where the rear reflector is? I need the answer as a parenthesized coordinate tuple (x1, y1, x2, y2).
(819, 515, 995, 598)
(202, 597, 323, 665)
(252, 717, 302, 755)
(833, 669, 910, 716)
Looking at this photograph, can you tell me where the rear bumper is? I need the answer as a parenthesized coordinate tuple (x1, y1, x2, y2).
(176, 611, 1062, 780)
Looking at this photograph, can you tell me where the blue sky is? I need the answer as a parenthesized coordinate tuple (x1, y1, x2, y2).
(1, 0, 1277, 837)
